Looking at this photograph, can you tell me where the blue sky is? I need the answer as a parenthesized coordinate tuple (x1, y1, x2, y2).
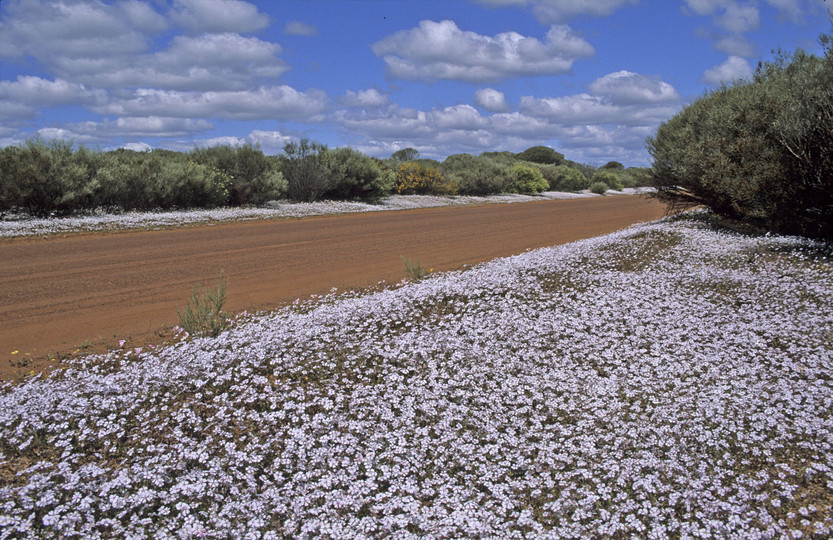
(1, 0, 831, 166)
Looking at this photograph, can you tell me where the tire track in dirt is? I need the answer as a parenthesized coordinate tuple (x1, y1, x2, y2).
(0, 195, 667, 379)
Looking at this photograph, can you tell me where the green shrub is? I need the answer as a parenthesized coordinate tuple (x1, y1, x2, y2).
(441, 153, 512, 195)
(91, 150, 230, 210)
(600, 160, 624, 170)
(321, 147, 393, 200)
(515, 146, 565, 165)
(619, 167, 652, 188)
(479, 151, 518, 166)
(590, 182, 610, 195)
(0, 137, 100, 216)
(396, 162, 457, 195)
(177, 271, 229, 338)
(401, 256, 429, 281)
(282, 138, 330, 202)
(591, 170, 623, 191)
(648, 34, 832, 238)
(564, 160, 598, 181)
(507, 163, 548, 194)
(189, 144, 285, 205)
(541, 164, 590, 192)
(765, 45, 833, 238)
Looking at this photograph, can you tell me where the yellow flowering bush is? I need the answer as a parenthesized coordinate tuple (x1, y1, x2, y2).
(395, 162, 457, 195)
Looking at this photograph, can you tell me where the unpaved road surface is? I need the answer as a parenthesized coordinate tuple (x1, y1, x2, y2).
(0, 196, 666, 379)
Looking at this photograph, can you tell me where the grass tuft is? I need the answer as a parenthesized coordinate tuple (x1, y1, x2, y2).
(177, 270, 229, 337)
(401, 256, 430, 281)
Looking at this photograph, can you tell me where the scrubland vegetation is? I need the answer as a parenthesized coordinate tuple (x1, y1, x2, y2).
(1, 214, 831, 537)
(648, 32, 833, 240)
(2, 27, 831, 540)
(0, 137, 650, 218)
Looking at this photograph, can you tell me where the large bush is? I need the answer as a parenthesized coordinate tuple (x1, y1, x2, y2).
(441, 154, 512, 195)
(321, 147, 393, 200)
(540, 164, 590, 192)
(281, 139, 329, 202)
(591, 170, 623, 191)
(507, 163, 548, 194)
(91, 150, 230, 210)
(189, 144, 285, 205)
(648, 35, 832, 238)
(396, 162, 457, 195)
(619, 167, 652, 188)
(0, 138, 99, 216)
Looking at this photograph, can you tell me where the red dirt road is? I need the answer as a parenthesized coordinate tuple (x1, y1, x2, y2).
(0, 196, 666, 379)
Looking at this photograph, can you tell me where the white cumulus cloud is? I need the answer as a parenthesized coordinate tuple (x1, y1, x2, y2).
(0, 76, 106, 108)
(371, 20, 594, 83)
(96, 86, 328, 121)
(475, 0, 637, 23)
(701, 55, 754, 84)
(474, 88, 510, 112)
(341, 89, 390, 108)
(588, 71, 680, 105)
(0, 0, 165, 62)
(169, 0, 269, 34)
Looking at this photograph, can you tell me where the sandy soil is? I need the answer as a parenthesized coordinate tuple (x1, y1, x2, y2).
(0, 195, 666, 380)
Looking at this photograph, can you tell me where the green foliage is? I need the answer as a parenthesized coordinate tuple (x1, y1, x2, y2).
(648, 34, 833, 238)
(619, 167, 652, 188)
(396, 161, 457, 195)
(591, 170, 623, 191)
(441, 153, 512, 195)
(321, 147, 393, 200)
(515, 146, 565, 165)
(391, 147, 420, 162)
(564, 160, 598, 180)
(189, 144, 285, 205)
(601, 160, 625, 170)
(590, 181, 610, 195)
(479, 151, 518, 166)
(0, 137, 99, 216)
(401, 256, 429, 281)
(177, 271, 229, 338)
(282, 138, 329, 202)
(507, 163, 548, 194)
(91, 150, 230, 210)
(765, 45, 833, 238)
(540, 164, 590, 192)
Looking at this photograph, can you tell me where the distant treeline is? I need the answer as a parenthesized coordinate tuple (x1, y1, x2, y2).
(0, 137, 651, 217)
(648, 30, 832, 240)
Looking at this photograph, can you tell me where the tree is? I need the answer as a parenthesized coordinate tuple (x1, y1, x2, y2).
(515, 146, 565, 165)
(601, 161, 624, 170)
(391, 147, 420, 162)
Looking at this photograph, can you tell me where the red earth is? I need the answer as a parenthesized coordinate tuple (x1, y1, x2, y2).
(0, 195, 667, 380)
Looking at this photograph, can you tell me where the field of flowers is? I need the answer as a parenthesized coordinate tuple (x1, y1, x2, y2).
(0, 190, 620, 239)
(1, 211, 831, 538)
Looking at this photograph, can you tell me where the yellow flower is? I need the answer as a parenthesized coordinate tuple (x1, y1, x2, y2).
(11, 350, 18, 355)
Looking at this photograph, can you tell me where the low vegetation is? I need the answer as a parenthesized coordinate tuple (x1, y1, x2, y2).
(176, 271, 229, 338)
(1, 214, 830, 537)
(401, 256, 430, 281)
(589, 181, 610, 195)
